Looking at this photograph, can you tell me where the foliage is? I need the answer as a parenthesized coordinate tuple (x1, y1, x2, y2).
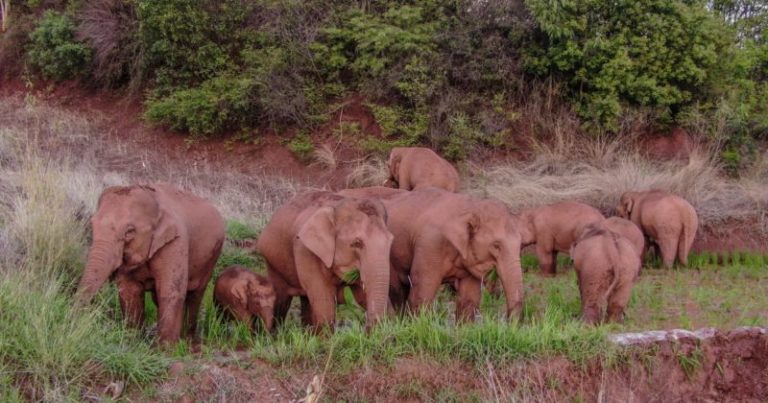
(287, 131, 315, 162)
(144, 75, 256, 137)
(524, 0, 723, 129)
(27, 10, 91, 81)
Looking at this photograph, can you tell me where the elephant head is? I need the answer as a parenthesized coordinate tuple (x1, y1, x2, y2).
(296, 198, 394, 326)
(76, 185, 178, 304)
(232, 275, 276, 331)
(443, 200, 524, 319)
(617, 191, 642, 220)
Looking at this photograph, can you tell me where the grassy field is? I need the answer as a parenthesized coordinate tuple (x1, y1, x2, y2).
(1, 96, 767, 400)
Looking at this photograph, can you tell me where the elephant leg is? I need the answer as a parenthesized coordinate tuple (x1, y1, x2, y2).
(658, 235, 678, 269)
(294, 250, 337, 329)
(407, 250, 445, 314)
(183, 288, 206, 338)
(537, 242, 557, 276)
(455, 276, 482, 323)
(389, 271, 409, 314)
(116, 277, 145, 328)
(577, 269, 603, 325)
(149, 243, 188, 345)
(351, 285, 367, 310)
(607, 281, 633, 324)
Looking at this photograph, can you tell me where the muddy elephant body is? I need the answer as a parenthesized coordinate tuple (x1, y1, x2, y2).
(617, 190, 698, 268)
(214, 266, 275, 332)
(76, 183, 225, 345)
(592, 217, 645, 261)
(570, 228, 641, 324)
(256, 191, 393, 330)
(342, 187, 525, 322)
(519, 201, 605, 276)
(386, 147, 460, 192)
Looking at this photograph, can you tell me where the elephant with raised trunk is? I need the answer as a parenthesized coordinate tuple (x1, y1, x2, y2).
(385, 147, 460, 192)
(341, 187, 525, 322)
(76, 184, 225, 345)
(257, 191, 394, 330)
(616, 190, 698, 268)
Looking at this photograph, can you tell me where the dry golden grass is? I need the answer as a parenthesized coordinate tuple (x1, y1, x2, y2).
(345, 156, 390, 188)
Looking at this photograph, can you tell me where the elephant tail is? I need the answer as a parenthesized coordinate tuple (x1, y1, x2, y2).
(677, 214, 697, 266)
(603, 232, 623, 306)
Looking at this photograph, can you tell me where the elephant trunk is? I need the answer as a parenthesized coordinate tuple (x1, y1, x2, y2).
(260, 309, 274, 332)
(361, 254, 391, 328)
(76, 239, 121, 304)
(497, 241, 524, 320)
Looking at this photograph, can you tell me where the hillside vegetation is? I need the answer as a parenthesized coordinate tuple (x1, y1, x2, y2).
(1, 0, 767, 171)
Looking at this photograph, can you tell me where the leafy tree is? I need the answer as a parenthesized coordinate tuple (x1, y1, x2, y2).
(525, 0, 724, 129)
(27, 10, 91, 80)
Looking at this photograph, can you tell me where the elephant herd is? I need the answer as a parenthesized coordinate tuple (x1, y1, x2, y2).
(75, 147, 699, 345)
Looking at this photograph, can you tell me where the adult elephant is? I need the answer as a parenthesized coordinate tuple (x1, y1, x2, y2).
(590, 217, 645, 261)
(616, 190, 698, 268)
(518, 201, 605, 276)
(76, 184, 225, 345)
(342, 187, 524, 322)
(257, 191, 393, 330)
(385, 147, 460, 192)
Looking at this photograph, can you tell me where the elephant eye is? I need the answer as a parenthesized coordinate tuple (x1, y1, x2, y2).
(125, 226, 136, 241)
(492, 241, 502, 250)
(351, 239, 364, 249)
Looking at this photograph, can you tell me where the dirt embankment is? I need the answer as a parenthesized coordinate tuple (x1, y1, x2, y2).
(120, 328, 768, 402)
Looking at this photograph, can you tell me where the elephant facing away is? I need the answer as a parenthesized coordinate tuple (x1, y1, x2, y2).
(214, 266, 275, 332)
(343, 187, 525, 322)
(518, 201, 605, 276)
(76, 183, 225, 345)
(616, 190, 698, 268)
(257, 191, 393, 330)
(385, 147, 460, 192)
(590, 217, 645, 261)
(570, 227, 641, 324)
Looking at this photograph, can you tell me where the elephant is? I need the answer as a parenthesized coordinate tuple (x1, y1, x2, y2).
(76, 183, 225, 345)
(589, 217, 645, 261)
(570, 227, 641, 324)
(256, 191, 393, 330)
(341, 187, 524, 322)
(385, 147, 460, 192)
(214, 266, 275, 332)
(518, 201, 605, 276)
(616, 190, 698, 268)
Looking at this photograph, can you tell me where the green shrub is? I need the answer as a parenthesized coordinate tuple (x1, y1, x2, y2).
(27, 11, 91, 81)
(287, 131, 315, 162)
(144, 75, 255, 136)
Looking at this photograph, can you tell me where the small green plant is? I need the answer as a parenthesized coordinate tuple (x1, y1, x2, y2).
(27, 11, 91, 81)
(675, 346, 703, 379)
(287, 131, 315, 162)
(226, 220, 259, 240)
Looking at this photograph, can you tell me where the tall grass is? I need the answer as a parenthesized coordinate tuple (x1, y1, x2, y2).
(0, 100, 168, 399)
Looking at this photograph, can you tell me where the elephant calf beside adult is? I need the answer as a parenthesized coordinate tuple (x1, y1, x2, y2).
(617, 190, 698, 268)
(341, 187, 525, 322)
(257, 191, 394, 330)
(76, 183, 225, 345)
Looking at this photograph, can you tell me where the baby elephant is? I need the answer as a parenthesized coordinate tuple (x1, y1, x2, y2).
(214, 266, 276, 332)
(570, 228, 641, 324)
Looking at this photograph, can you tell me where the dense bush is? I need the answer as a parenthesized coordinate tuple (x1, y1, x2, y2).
(27, 10, 91, 81)
(145, 75, 256, 136)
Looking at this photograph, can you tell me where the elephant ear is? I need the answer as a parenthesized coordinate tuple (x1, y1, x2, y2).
(149, 209, 179, 258)
(297, 206, 336, 268)
(623, 196, 635, 215)
(388, 150, 403, 180)
(443, 212, 480, 261)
